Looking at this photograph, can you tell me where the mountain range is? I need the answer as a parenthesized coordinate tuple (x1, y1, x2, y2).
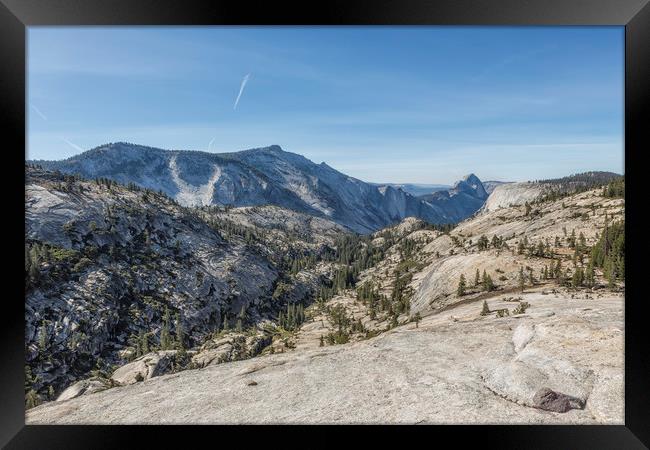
(31, 143, 490, 233)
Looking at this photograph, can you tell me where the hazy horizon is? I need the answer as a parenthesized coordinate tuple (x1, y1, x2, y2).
(27, 26, 624, 185)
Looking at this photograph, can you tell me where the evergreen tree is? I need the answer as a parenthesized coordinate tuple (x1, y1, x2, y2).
(413, 312, 422, 328)
(175, 313, 185, 349)
(517, 241, 525, 255)
(568, 229, 576, 248)
(585, 262, 595, 287)
(591, 220, 624, 282)
(25, 389, 41, 409)
(480, 300, 490, 316)
(572, 267, 584, 287)
(518, 267, 526, 293)
(474, 268, 480, 287)
(38, 321, 48, 352)
(160, 307, 172, 350)
(457, 274, 467, 297)
(139, 330, 149, 356)
(554, 259, 563, 279)
(482, 271, 494, 292)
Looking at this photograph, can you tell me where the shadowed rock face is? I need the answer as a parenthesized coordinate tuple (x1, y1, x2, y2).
(416, 173, 489, 223)
(24, 166, 328, 396)
(31, 143, 489, 233)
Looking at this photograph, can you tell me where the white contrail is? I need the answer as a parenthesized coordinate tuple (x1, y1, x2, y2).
(208, 137, 215, 151)
(29, 103, 48, 121)
(60, 137, 84, 152)
(233, 73, 251, 110)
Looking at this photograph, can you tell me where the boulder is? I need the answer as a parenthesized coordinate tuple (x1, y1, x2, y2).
(191, 332, 272, 368)
(57, 378, 111, 401)
(532, 387, 584, 413)
(111, 351, 179, 385)
(191, 345, 233, 368)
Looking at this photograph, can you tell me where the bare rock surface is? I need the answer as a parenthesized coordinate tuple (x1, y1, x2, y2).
(111, 351, 180, 385)
(56, 378, 112, 401)
(482, 182, 550, 212)
(191, 332, 272, 368)
(27, 291, 623, 424)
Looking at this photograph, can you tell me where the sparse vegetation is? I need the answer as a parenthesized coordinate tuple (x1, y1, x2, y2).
(457, 274, 467, 296)
(512, 301, 530, 315)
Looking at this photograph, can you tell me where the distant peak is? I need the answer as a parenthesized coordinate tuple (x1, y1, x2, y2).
(251, 145, 283, 153)
(463, 173, 482, 183)
(452, 173, 487, 199)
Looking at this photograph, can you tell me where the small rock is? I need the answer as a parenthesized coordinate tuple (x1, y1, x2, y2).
(247, 380, 258, 386)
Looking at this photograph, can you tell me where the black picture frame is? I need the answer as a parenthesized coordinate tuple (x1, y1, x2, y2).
(1, 0, 648, 448)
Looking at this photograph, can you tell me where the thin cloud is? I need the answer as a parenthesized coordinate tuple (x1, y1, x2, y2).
(208, 137, 216, 151)
(233, 73, 251, 110)
(468, 45, 558, 83)
(60, 137, 84, 152)
(30, 103, 48, 121)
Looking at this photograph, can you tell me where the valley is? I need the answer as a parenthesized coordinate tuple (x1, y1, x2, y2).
(24, 145, 625, 424)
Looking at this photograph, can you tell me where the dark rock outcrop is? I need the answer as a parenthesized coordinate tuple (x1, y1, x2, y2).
(532, 387, 585, 413)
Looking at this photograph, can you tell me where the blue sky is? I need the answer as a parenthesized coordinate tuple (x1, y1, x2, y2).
(27, 26, 623, 184)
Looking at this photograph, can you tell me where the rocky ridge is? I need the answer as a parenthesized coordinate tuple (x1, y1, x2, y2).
(31, 142, 490, 233)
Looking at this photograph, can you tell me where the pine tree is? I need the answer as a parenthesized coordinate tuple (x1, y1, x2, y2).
(480, 300, 490, 316)
(457, 274, 467, 297)
(554, 259, 562, 279)
(568, 229, 576, 248)
(160, 307, 172, 350)
(25, 389, 41, 409)
(474, 268, 480, 287)
(585, 262, 595, 287)
(572, 267, 584, 287)
(413, 312, 422, 328)
(482, 272, 494, 292)
(139, 330, 149, 356)
(518, 267, 526, 293)
(175, 313, 185, 349)
(38, 321, 48, 352)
